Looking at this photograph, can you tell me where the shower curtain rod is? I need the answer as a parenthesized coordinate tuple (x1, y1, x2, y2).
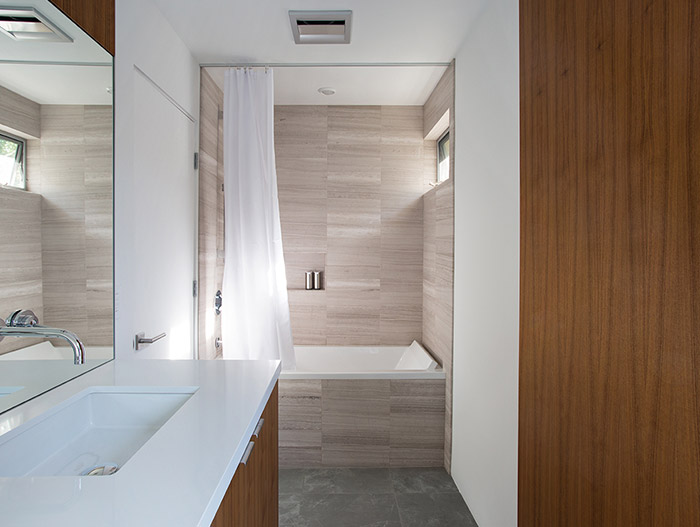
(200, 62, 451, 68)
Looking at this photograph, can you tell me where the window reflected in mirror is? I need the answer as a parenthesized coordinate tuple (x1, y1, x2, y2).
(438, 130, 450, 183)
(0, 132, 25, 189)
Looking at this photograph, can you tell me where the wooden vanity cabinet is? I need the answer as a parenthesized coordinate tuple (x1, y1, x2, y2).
(212, 383, 278, 527)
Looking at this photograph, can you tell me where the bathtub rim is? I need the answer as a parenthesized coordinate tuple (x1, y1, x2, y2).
(279, 369, 446, 380)
(281, 341, 446, 380)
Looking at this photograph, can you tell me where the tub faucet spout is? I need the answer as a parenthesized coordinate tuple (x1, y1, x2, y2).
(0, 310, 86, 365)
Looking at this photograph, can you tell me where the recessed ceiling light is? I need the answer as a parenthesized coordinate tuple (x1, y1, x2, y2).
(318, 87, 336, 96)
(289, 10, 352, 44)
(0, 7, 72, 42)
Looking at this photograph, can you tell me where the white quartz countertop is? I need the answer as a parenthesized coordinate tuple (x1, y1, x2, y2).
(0, 358, 281, 527)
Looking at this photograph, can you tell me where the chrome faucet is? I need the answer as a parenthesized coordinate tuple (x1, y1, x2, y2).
(0, 310, 86, 365)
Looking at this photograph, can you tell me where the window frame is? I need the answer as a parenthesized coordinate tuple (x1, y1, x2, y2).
(437, 129, 450, 184)
(0, 131, 26, 190)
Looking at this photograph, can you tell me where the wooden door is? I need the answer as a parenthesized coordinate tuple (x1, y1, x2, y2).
(519, 0, 700, 525)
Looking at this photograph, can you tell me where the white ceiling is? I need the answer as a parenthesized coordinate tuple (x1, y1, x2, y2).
(150, 0, 485, 64)
(0, 65, 112, 105)
(153, 0, 484, 105)
(0, 0, 112, 104)
(206, 65, 447, 106)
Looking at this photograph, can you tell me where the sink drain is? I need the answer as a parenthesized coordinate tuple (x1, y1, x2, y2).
(82, 463, 119, 476)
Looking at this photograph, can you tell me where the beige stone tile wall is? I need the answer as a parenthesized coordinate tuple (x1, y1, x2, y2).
(0, 188, 43, 354)
(422, 63, 456, 472)
(279, 378, 445, 468)
(423, 178, 455, 470)
(275, 105, 435, 346)
(279, 379, 323, 466)
(0, 84, 40, 138)
(20, 104, 113, 348)
(423, 61, 455, 139)
(198, 69, 225, 359)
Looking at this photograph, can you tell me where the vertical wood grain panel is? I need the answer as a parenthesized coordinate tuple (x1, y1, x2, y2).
(48, 0, 114, 55)
(519, 0, 700, 524)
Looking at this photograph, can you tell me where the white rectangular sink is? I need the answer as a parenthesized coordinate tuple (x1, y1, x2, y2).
(0, 386, 197, 477)
(0, 387, 23, 397)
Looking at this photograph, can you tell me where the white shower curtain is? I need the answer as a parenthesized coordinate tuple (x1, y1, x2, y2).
(221, 68, 295, 369)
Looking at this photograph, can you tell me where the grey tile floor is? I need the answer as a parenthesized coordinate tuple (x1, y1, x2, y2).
(280, 467, 479, 527)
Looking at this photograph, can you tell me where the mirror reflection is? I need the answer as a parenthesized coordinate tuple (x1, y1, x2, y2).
(0, 0, 113, 414)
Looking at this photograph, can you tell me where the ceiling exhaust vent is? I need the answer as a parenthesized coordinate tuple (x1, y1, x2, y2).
(289, 10, 352, 44)
(0, 7, 72, 43)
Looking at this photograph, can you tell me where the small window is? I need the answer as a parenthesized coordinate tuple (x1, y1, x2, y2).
(0, 133, 26, 189)
(437, 130, 450, 183)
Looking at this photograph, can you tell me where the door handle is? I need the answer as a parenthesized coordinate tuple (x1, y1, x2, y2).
(253, 418, 264, 438)
(134, 332, 166, 351)
(240, 441, 255, 465)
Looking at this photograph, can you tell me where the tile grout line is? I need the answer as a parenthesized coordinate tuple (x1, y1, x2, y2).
(393, 490, 407, 527)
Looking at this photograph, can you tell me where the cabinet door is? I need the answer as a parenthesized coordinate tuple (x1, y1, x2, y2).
(246, 437, 263, 526)
(257, 384, 278, 526)
(231, 460, 249, 526)
(211, 382, 278, 527)
(246, 383, 279, 526)
(211, 460, 248, 527)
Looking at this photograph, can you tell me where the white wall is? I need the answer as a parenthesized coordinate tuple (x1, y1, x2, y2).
(451, 0, 520, 526)
(114, 0, 200, 358)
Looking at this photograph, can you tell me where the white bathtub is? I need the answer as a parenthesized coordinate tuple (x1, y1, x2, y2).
(0, 341, 113, 361)
(280, 340, 445, 380)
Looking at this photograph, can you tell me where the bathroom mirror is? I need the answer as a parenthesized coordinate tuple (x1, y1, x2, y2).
(0, 0, 114, 415)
